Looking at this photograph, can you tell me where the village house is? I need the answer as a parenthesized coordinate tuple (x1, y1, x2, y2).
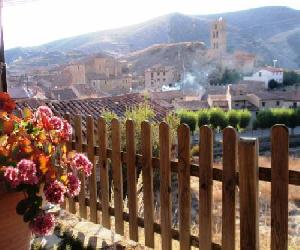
(145, 66, 181, 91)
(244, 66, 284, 88)
(61, 56, 132, 95)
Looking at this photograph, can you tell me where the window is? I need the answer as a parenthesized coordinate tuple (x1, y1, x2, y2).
(258, 72, 262, 77)
(262, 101, 265, 107)
(163, 71, 166, 76)
(235, 103, 239, 107)
(276, 101, 280, 106)
(151, 72, 153, 78)
(216, 31, 218, 38)
(293, 102, 297, 108)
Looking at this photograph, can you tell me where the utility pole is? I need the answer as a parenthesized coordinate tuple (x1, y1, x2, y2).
(0, 0, 7, 92)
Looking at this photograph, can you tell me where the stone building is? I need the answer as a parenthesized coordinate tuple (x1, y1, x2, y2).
(210, 17, 227, 58)
(63, 64, 86, 84)
(145, 66, 181, 91)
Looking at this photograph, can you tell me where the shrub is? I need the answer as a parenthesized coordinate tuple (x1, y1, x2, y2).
(177, 110, 197, 134)
(197, 110, 210, 127)
(256, 109, 276, 129)
(191, 145, 199, 156)
(209, 108, 228, 130)
(227, 110, 240, 128)
(239, 110, 251, 129)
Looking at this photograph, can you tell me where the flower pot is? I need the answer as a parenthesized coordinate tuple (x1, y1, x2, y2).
(0, 190, 31, 250)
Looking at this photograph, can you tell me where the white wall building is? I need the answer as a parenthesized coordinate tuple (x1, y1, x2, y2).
(244, 66, 283, 88)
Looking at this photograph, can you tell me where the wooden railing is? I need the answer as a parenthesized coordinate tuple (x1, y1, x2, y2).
(63, 114, 300, 250)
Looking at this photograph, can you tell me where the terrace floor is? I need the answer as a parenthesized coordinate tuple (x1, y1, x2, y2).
(33, 209, 144, 249)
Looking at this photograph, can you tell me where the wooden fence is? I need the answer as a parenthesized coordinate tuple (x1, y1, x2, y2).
(63, 114, 300, 250)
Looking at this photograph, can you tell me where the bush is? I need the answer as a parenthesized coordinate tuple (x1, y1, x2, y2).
(268, 79, 278, 89)
(197, 110, 210, 127)
(239, 110, 251, 129)
(191, 145, 199, 156)
(256, 109, 276, 129)
(227, 110, 240, 128)
(177, 110, 197, 134)
(209, 108, 228, 130)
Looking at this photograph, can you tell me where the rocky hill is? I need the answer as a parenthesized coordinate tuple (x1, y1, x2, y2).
(5, 6, 300, 70)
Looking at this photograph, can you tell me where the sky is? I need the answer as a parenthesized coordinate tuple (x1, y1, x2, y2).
(2, 0, 300, 49)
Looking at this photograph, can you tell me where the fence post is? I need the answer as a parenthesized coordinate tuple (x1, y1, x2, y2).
(126, 120, 138, 241)
(74, 115, 87, 219)
(271, 125, 289, 250)
(98, 117, 110, 229)
(87, 116, 97, 223)
(199, 126, 213, 250)
(141, 121, 154, 248)
(178, 124, 191, 250)
(159, 122, 172, 250)
(222, 127, 238, 250)
(111, 118, 124, 235)
(239, 137, 259, 250)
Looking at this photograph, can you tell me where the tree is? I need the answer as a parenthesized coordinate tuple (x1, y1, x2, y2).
(239, 110, 251, 129)
(221, 68, 241, 84)
(209, 108, 228, 130)
(197, 110, 210, 127)
(256, 109, 276, 129)
(268, 79, 278, 89)
(227, 110, 240, 128)
(177, 110, 197, 134)
(283, 71, 300, 86)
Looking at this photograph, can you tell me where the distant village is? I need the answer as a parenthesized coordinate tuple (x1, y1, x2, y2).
(6, 17, 300, 123)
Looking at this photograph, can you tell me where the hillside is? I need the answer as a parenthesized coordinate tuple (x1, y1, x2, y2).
(5, 6, 300, 69)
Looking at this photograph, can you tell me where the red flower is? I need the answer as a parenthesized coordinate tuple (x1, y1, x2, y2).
(0, 92, 16, 113)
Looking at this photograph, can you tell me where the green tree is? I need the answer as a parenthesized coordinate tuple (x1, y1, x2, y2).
(268, 79, 278, 89)
(283, 71, 300, 86)
(239, 110, 251, 129)
(177, 110, 197, 134)
(209, 108, 228, 131)
(256, 109, 276, 129)
(227, 110, 240, 128)
(197, 110, 210, 127)
(221, 68, 241, 84)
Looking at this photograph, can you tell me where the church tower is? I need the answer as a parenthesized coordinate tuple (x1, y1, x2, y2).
(211, 17, 227, 57)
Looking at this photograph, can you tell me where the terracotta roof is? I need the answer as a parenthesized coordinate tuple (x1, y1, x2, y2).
(150, 90, 184, 102)
(52, 88, 78, 100)
(175, 100, 209, 111)
(15, 93, 169, 122)
(262, 66, 283, 73)
(248, 90, 300, 102)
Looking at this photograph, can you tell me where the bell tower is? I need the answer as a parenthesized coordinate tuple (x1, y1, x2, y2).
(211, 17, 227, 57)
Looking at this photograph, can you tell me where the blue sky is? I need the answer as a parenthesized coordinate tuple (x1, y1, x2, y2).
(2, 0, 300, 49)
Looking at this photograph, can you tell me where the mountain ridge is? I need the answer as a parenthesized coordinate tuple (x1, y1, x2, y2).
(6, 6, 300, 69)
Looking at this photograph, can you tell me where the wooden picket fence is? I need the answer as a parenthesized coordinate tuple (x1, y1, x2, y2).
(62, 114, 300, 250)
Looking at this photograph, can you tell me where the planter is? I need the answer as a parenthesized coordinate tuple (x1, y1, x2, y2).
(0, 188, 31, 250)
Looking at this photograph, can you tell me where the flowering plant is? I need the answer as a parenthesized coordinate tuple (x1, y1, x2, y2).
(0, 92, 93, 236)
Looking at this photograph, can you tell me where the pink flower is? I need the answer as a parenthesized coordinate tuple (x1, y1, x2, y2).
(44, 180, 66, 204)
(71, 153, 93, 176)
(4, 167, 20, 188)
(49, 116, 64, 132)
(66, 173, 81, 197)
(35, 106, 53, 119)
(61, 120, 72, 140)
(17, 159, 38, 185)
(30, 213, 55, 236)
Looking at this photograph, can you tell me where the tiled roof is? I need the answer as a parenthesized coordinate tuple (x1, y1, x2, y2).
(251, 90, 300, 101)
(262, 66, 283, 73)
(52, 88, 78, 100)
(15, 93, 170, 122)
(175, 100, 209, 111)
